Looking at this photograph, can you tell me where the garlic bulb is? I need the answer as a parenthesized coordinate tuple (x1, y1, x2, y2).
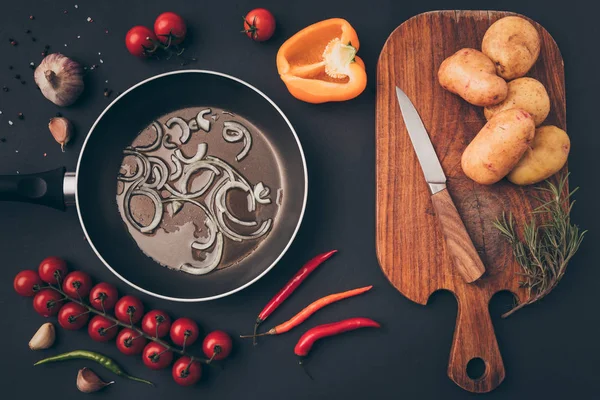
(29, 322, 56, 350)
(34, 53, 84, 106)
(48, 117, 73, 151)
(77, 368, 114, 393)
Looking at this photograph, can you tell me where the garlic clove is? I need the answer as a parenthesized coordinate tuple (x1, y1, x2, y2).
(29, 322, 56, 350)
(48, 117, 73, 152)
(34, 53, 84, 107)
(76, 368, 114, 393)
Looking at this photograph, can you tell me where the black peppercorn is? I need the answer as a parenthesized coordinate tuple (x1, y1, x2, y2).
(21, 80, 26, 85)
(8, 65, 13, 70)
(14, 74, 20, 79)
(55, 112, 62, 117)
(0, 138, 7, 143)
(2, 86, 8, 92)
(31, 37, 36, 42)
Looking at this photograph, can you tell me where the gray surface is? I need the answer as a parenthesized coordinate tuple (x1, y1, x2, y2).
(0, 0, 599, 399)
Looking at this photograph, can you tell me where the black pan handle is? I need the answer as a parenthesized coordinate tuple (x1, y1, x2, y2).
(0, 167, 67, 211)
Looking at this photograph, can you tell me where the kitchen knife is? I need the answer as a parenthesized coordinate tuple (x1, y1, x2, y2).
(395, 86, 485, 283)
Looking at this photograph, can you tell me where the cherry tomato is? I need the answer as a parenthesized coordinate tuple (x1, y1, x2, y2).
(114, 295, 144, 324)
(243, 8, 276, 42)
(125, 26, 157, 57)
(62, 271, 93, 299)
(38, 256, 68, 284)
(172, 356, 202, 386)
(202, 330, 232, 361)
(116, 328, 147, 356)
(33, 289, 64, 317)
(58, 302, 89, 330)
(14, 270, 43, 297)
(142, 342, 173, 370)
(88, 315, 118, 342)
(89, 282, 118, 311)
(142, 310, 171, 338)
(154, 12, 187, 45)
(170, 318, 199, 347)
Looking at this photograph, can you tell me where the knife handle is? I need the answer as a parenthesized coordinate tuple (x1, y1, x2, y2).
(430, 188, 485, 283)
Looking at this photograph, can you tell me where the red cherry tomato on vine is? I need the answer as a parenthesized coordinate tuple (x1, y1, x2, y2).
(89, 282, 118, 311)
(88, 315, 118, 342)
(116, 328, 147, 355)
(142, 342, 173, 370)
(38, 256, 68, 284)
(33, 289, 64, 317)
(154, 12, 187, 45)
(114, 295, 144, 324)
(142, 310, 171, 338)
(243, 8, 276, 42)
(14, 270, 43, 297)
(172, 356, 202, 386)
(62, 271, 93, 299)
(125, 26, 157, 57)
(202, 330, 232, 361)
(170, 318, 200, 347)
(58, 302, 89, 330)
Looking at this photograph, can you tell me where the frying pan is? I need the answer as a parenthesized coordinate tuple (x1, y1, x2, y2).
(0, 70, 307, 302)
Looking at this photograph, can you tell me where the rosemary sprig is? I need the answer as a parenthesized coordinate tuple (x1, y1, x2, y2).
(493, 174, 586, 318)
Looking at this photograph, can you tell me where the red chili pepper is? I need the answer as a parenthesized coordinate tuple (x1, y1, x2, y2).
(252, 250, 337, 345)
(294, 317, 381, 358)
(241, 286, 372, 339)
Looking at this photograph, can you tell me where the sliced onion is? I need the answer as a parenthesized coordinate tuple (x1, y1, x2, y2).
(196, 109, 211, 132)
(247, 193, 256, 212)
(253, 182, 272, 205)
(143, 157, 169, 190)
(191, 214, 218, 250)
(170, 154, 183, 181)
(166, 117, 191, 144)
(174, 143, 207, 164)
(162, 134, 178, 149)
(175, 161, 220, 198)
(135, 122, 163, 152)
(120, 149, 151, 183)
(169, 200, 183, 216)
(161, 198, 223, 275)
(118, 154, 144, 182)
(179, 232, 223, 275)
(222, 121, 252, 161)
(188, 119, 199, 131)
(212, 180, 272, 241)
(123, 184, 163, 234)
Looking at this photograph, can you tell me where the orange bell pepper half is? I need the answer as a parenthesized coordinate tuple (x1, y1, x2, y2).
(276, 18, 367, 104)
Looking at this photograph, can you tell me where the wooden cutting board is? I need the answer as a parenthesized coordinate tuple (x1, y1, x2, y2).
(375, 11, 566, 393)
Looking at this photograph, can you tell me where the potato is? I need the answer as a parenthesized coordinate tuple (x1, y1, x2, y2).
(461, 109, 535, 185)
(438, 48, 508, 107)
(507, 125, 570, 185)
(484, 78, 550, 126)
(482, 16, 541, 80)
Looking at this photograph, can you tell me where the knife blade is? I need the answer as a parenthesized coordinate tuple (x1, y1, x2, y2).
(395, 86, 485, 283)
(395, 86, 446, 194)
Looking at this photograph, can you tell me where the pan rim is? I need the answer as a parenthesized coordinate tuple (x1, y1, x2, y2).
(75, 69, 308, 302)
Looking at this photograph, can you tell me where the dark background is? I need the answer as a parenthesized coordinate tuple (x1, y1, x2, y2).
(1, 0, 598, 399)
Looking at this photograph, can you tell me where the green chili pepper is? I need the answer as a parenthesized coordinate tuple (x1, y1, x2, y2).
(34, 350, 154, 386)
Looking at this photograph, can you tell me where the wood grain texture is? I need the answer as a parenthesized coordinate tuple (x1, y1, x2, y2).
(430, 188, 485, 283)
(375, 10, 566, 393)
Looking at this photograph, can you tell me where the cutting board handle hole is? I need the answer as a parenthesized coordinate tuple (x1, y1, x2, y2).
(466, 357, 486, 380)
